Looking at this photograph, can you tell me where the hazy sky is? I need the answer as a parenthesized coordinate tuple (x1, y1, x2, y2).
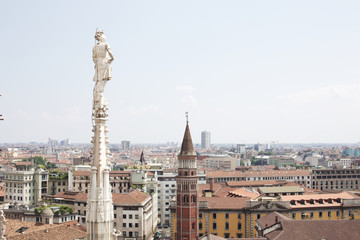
(1, 1, 360, 144)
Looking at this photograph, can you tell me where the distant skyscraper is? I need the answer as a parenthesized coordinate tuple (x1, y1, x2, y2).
(121, 140, 131, 151)
(201, 131, 211, 149)
(254, 143, 266, 152)
(236, 144, 246, 154)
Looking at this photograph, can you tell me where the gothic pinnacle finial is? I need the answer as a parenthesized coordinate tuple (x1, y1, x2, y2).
(185, 112, 189, 125)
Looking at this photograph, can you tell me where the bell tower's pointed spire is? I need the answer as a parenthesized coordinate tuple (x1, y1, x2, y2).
(140, 151, 145, 165)
(180, 112, 196, 156)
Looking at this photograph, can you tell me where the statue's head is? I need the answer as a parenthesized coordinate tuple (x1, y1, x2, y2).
(95, 30, 106, 42)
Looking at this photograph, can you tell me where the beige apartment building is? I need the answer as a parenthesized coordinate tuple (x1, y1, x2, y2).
(71, 170, 131, 194)
(46, 190, 156, 240)
(205, 157, 238, 170)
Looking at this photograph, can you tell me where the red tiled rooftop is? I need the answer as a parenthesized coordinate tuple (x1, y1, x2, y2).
(5, 219, 86, 240)
(228, 188, 260, 200)
(199, 197, 248, 209)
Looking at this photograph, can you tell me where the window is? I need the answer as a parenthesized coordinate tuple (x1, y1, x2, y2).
(129, 223, 132, 228)
(319, 212, 323, 218)
(225, 213, 229, 219)
(237, 233, 243, 238)
(114, 214, 117, 218)
(199, 213, 202, 218)
(225, 222, 229, 230)
(123, 223, 126, 227)
(123, 214, 126, 219)
(212, 222, 217, 230)
(328, 211, 331, 217)
(123, 232, 126, 237)
(310, 212, 314, 218)
(237, 213, 242, 219)
(135, 232, 139, 237)
(213, 213, 216, 219)
(257, 214, 261, 219)
(224, 233, 230, 238)
(199, 222, 203, 230)
(336, 211, 340, 217)
(237, 223, 242, 230)
(135, 214, 139, 219)
(129, 214, 133, 219)
(292, 213, 296, 219)
(135, 223, 138, 228)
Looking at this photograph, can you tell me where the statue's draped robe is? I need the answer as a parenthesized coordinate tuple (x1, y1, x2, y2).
(93, 42, 112, 99)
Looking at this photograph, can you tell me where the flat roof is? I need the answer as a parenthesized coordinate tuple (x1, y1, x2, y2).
(259, 186, 304, 194)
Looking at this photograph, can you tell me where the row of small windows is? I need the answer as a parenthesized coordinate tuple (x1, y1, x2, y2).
(121, 214, 139, 219)
(5, 175, 33, 180)
(5, 188, 32, 193)
(292, 211, 343, 219)
(5, 183, 33, 188)
(199, 222, 242, 230)
(122, 223, 139, 228)
(200, 213, 242, 219)
(198, 233, 243, 238)
(5, 195, 34, 201)
(177, 195, 196, 204)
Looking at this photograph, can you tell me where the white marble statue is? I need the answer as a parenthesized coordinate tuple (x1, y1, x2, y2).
(93, 30, 114, 113)
(0, 210, 6, 240)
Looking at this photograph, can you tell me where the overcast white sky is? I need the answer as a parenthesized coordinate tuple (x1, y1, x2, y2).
(1, 1, 360, 144)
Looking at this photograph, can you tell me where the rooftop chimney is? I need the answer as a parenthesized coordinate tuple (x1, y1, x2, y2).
(210, 178, 215, 193)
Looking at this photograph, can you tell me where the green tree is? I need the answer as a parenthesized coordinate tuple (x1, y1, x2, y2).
(22, 156, 57, 170)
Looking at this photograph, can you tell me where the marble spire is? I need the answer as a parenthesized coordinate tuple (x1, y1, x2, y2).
(86, 30, 115, 240)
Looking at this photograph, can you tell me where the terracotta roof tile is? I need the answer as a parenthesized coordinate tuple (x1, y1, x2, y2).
(5, 219, 86, 240)
(228, 188, 260, 200)
(199, 197, 248, 209)
(271, 219, 360, 240)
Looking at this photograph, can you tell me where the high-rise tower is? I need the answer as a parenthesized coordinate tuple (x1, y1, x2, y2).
(176, 114, 199, 240)
(201, 131, 211, 149)
(86, 30, 115, 240)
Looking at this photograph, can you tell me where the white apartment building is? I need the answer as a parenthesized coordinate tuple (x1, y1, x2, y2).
(4, 167, 48, 206)
(157, 172, 176, 226)
(157, 171, 206, 226)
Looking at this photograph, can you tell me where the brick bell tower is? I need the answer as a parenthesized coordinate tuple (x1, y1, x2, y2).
(176, 113, 199, 240)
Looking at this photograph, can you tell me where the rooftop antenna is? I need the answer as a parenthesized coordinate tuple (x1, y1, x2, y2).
(185, 112, 189, 125)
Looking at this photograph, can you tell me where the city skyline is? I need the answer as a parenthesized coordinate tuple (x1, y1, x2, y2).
(1, 1, 360, 144)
